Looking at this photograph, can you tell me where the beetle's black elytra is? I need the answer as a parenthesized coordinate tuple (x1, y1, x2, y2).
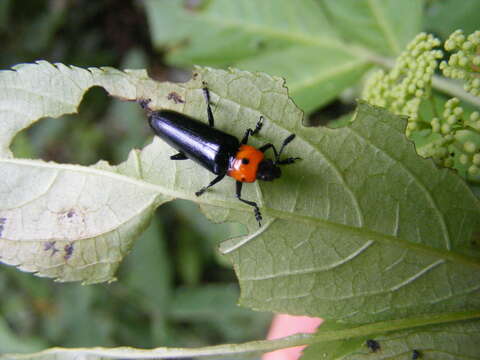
(144, 83, 300, 226)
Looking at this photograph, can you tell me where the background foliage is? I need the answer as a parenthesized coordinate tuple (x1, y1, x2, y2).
(0, 0, 479, 359)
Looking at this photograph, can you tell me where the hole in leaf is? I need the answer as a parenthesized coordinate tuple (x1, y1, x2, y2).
(11, 86, 150, 166)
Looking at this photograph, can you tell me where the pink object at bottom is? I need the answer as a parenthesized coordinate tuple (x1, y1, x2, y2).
(263, 314, 323, 360)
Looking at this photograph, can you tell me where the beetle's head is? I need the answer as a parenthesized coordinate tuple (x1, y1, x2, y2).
(256, 159, 281, 181)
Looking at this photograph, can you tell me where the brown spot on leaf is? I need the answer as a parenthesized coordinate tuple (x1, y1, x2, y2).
(167, 92, 185, 104)
(44, 241, 59, 256)
(64, 243, 74, 260)
(0, 217, 5, 237)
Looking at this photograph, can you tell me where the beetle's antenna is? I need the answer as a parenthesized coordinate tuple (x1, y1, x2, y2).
(275, 134, 296, 163)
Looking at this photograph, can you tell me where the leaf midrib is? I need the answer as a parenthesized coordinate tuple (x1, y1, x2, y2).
(3, 158, 478, 270)
(196, 12, 372, 60)
(367, 0, 401, 54)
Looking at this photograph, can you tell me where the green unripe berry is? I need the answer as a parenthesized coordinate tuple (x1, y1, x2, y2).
(468, 165, 479, 176)
(407, 122, 418, 131)
(453, 107, 463, 116)
(449, 54, 458, 66)
(445, 39, 455, 51)
(441, 123, 451, 134)
(447, 115, 457, 125)
(444, 157, 454, 167)
(473, 153, 480, 165)
(464, 141, 477, 153)
(459, 153, 470, 165)
(462, 41, 473, 50)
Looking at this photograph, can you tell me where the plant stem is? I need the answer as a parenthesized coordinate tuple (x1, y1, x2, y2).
(5, 311, 480, 359)
(431, 75, 480, 108)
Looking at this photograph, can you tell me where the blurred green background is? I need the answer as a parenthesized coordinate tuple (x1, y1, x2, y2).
(0, 0, 271, 353)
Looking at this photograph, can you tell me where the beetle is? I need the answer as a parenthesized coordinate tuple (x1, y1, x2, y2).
(142, 83, 300, 226)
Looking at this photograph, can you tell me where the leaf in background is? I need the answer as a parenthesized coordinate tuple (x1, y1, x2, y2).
(144, 0, 422, 113)
(46, 284, 114, 347)
(172, 199, 247, 268)
(170, 284, 271, 343)
(105, 49, 151, 164)
(0, 0, 11, 32)
(301, 319, 480, 359)
(122, 216, 173, 345)
(123, 216, 172, 311)
(221, 103, 480, 323)
(0, 317, 46, 354)
(320, 0, 422, 55)
(425, 0, 480, 40)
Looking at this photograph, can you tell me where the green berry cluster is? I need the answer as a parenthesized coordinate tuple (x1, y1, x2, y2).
(440, 30, 480, 96)
(363, 33, 443, 137)
(422, 97, 480, 177)
(363, 30, 480, 182)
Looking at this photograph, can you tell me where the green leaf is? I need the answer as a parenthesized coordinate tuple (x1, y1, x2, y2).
(4, 312, 479, 359)
(321, 0, 423, 55)
(0, 317, 46, 354)
(144, 0, 422, 113)
(221, 102, 480, 323)
(170, 284, 271, 342)
(123, 216, 172, 310)
(301, 319, 480, 360)
(0, 61, 306, 284)
(425, 0, 480, 40)
(1, 62, 479, 360)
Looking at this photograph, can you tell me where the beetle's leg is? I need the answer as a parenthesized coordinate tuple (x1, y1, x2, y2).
(260, 134, 298, 163)
(276, 135, 300, 164)
(241, 116, 264, 144)
(278, 134, 296, 156)
(195, 173, 226, 196)
(277, 157, 301, 165)
(258, 143, 279, 157)
(202, 82, 215, 128)
(170, 152, 188, 160)
(236, 181, 262, 227)
(260, 143, 300, 165)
